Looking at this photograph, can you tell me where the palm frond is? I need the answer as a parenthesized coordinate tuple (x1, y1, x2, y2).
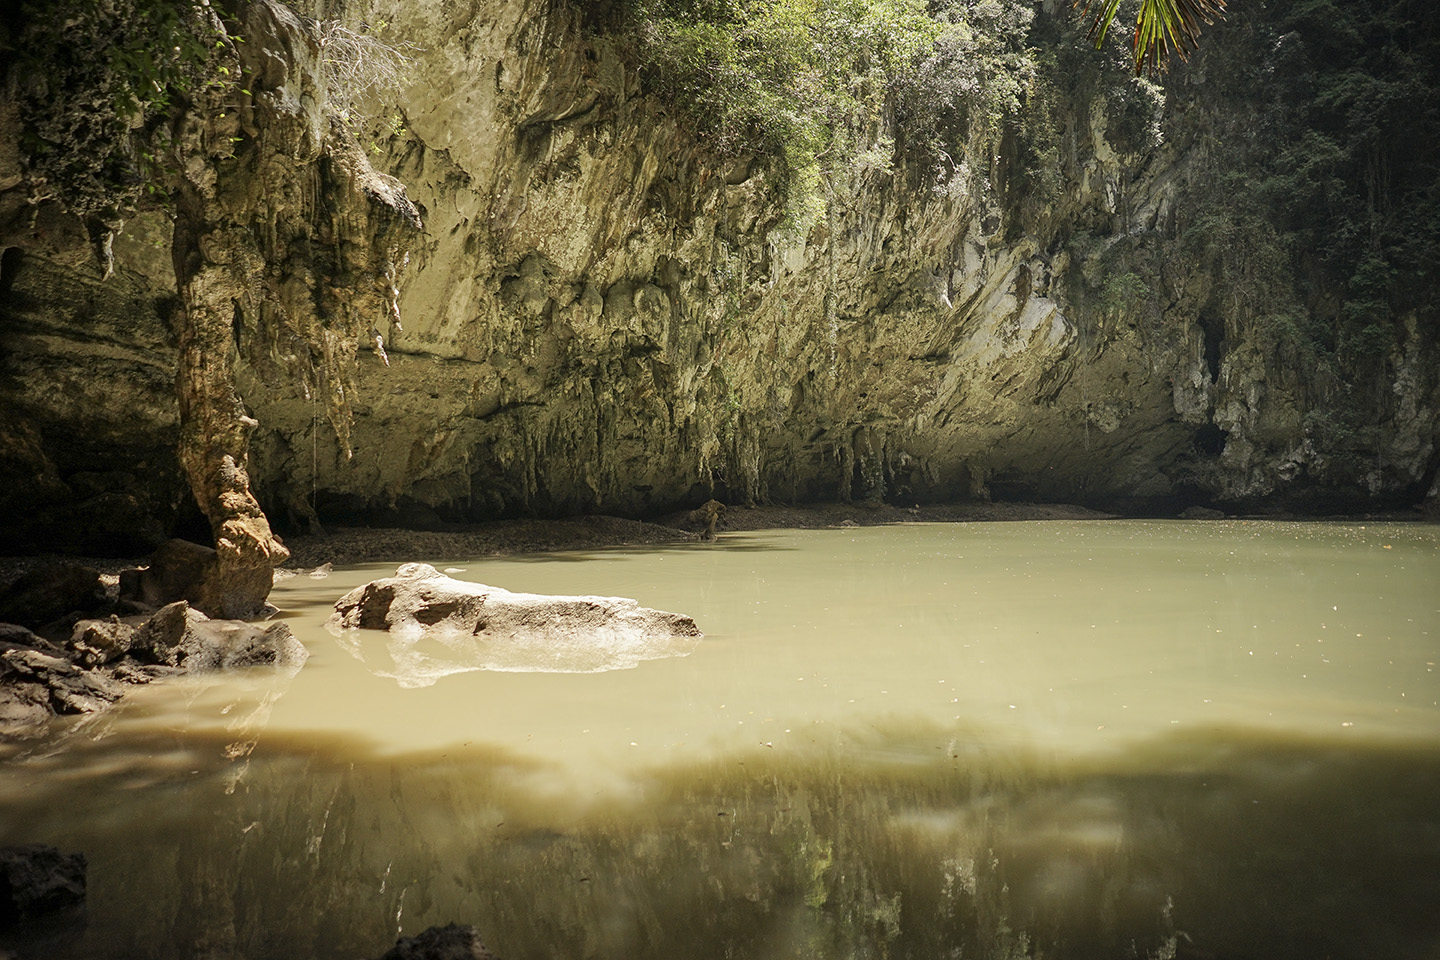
(1075, 0, 1227, 75)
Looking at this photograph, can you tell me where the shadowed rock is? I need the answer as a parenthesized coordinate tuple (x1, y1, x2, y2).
(2, 601, 308, 737)
(0, 646, 121, 716)
(374, 923, 499, 960)
(0, 563, 106, 630)
(0, 844, 86, 928)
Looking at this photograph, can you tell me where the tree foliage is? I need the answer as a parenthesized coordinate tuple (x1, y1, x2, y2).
(626, 0, 1039, 227)
(1075, 0, 1227, 75)
(1156, 0, 1440, 487)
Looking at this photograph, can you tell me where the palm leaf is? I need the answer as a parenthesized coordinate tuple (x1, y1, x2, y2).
(1075, 0, 1227, 75)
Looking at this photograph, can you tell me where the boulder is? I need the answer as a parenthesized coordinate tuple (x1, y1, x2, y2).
(0, 844, 86, 928)
(679, 499, 726, 540)
(125, 538, 216, 610)
(67, 615, 143, 668)
(141, 601, 308, 672)
(1179, 505, 1227, 520)
(374, 923, 500, 960)
(329, 563, 701, 684)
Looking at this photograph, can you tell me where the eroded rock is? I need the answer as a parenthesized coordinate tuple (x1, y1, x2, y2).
(329, 563, 701, 685)
(67, 616, 141, 668)
(0, 647, 122, 715)
(669, 499, 726, 540)
(2, 601, 307, 737)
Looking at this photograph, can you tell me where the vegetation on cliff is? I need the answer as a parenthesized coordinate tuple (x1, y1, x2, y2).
(618, 0, 1040, 227)
(1129, 0, 1440, 500)
(608, 0, 1437, 507)
(2, 0, 240, 272)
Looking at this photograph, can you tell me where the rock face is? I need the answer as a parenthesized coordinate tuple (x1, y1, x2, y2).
(0, 0, 420, 607)
(329, 563, 701, 684)
(1, 1, 1437, 545)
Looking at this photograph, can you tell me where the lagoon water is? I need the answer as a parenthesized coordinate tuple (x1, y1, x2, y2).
(2, 520, 1438, 959)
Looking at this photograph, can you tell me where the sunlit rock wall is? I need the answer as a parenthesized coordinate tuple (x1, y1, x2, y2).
(3, 0, 1437, 547)
(241, 0, 1434, 523)
(243, 0, 1197, 520)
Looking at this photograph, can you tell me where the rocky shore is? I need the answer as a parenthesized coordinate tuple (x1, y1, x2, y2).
(0, 500, 1104, 735)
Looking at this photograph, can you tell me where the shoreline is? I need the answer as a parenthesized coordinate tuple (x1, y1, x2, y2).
(279, 501, 1118, 567)
(3, 500, 1435, 579)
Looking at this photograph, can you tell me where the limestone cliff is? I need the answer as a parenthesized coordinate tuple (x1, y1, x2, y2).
(1, 0, 420, 603)
(2, 0, 1437, 554)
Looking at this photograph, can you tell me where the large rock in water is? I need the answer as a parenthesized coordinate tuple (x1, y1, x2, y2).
(328, 563, 701, 685)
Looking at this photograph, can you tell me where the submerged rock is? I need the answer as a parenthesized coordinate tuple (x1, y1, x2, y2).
(0, 844, 86, 928)
(329, 563, 701, 685)
(374, 923, 500, 960)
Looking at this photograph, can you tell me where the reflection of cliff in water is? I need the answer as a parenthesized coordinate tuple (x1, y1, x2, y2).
(3, 719, 1438, 960)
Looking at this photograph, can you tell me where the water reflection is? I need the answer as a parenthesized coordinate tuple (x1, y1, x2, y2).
(3, 720, 1439, 959)
(327, 610, 702, 687)
(2, 520, 1437, 959)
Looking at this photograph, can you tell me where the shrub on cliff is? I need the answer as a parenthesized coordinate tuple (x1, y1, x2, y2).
(623, 0, 1041, 231)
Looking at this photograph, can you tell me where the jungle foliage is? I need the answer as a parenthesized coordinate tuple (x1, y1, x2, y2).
(1076, 0, 1227, 75)
(619, 0, 1040, 227)
(1183, 0, 1440, 481)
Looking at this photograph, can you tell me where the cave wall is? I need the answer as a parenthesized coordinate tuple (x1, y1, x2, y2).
(2, 0, 1437, 551)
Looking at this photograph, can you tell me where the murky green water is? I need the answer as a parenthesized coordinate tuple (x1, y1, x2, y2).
(2, 520, 1438, 959)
